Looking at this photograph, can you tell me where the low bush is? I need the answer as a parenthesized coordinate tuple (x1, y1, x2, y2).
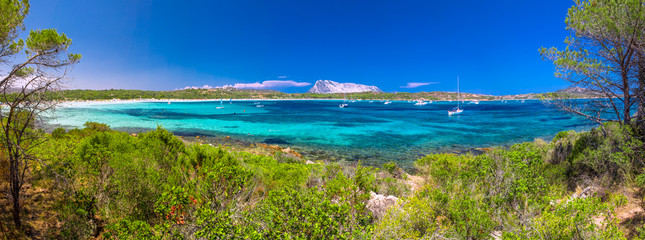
(565, 123, 644, 186)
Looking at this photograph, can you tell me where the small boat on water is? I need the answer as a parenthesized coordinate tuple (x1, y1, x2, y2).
(448, 107, 463, 115)
(384, 100, 392, 105)
(339, 94, 349, 108)
(414, 100, 427, 106)
(448, 76, 463, 116)
(217, 99, 225, 109)
(256, 105, 264, 108)
(469, 100, 479, 104)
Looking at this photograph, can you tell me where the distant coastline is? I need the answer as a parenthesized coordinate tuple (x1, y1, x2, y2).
(56, 97, 555, 107)
(48, 87, 602, 104)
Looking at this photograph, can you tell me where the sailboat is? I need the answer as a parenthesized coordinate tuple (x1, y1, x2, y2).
(448, 77, 463, 115)
(339, 93, 348, 108)
(216, 99, 225, 109)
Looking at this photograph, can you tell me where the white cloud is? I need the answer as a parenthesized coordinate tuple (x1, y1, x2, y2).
(220, 80, 311, 89)
(182, 80, 311, 90)
(400, 82, 438, 88)
(182, 84, 214, 90)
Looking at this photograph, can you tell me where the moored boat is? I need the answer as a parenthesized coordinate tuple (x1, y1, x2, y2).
(448, 76, 463, 115)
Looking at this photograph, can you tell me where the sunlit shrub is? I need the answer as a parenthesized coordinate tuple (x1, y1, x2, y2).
(256, 188, 372, 239)
(504, 195, 626, 239)
(567, 123, 644, 185)
(51, 127, 66, 139)
(83, 121, 110, 132)
(104, 219, 159, 240)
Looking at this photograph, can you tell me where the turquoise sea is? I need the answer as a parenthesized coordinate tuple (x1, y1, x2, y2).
(45, 100, 595, 166)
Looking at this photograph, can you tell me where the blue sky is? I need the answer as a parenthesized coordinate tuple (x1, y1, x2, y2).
(25, 0, 574, 95)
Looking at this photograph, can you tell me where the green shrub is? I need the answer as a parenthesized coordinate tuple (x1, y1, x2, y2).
(105, 219, 159, 240)
(415, 153, 469, 185)
(138, 126, 185, 156)
(553, 130, 575, 142)
(377, 142, 571, 239)
(566, 123, 644, 185)
(354, 164, 377, 193)
(382, 161, 406, 179)
(505, 195, 626, 239)
(256, 188, 372, 239)
(57, 191, 98, 240)
(382, 162, 396, 173)
(373, 188, 437, 239)
(51, 127, 66, 139)
(83, 121, 110, 132)
(377, 177, 409, 197)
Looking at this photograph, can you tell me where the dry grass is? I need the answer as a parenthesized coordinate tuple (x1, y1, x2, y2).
(615, 187, 645, 239)
(0, 174, 63, 239)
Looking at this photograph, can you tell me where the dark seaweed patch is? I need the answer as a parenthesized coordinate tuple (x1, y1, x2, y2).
(263, 138, 291, 145)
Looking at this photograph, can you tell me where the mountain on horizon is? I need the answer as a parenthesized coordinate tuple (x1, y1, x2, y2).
(556, 86, 602, 96)
(306, 80, 382, 94)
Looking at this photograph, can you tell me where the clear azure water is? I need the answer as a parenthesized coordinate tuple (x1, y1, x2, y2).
(45, 100, 595, 166)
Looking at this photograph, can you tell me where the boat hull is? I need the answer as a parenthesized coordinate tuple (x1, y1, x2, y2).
(448, 109, 463, 115)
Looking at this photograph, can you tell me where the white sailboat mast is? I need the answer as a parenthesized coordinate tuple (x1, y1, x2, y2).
(457, 76, 460, 109)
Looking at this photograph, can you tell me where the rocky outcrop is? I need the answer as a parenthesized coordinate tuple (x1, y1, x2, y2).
(306, 80, 382, 94)
(366, 192, 399, 219)
(571, 186, 597, 199)
(550, 186, 599, 205)
(556, 86, 602, 96)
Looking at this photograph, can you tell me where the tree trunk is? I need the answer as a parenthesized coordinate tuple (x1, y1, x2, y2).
(639, 58, 645, 133)
(623, 70, 632, 125)
(10, 155, 22, 228)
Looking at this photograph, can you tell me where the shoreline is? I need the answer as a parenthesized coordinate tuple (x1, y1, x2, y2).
(43, 123, 501, 169)
(177, 134, 494, 169)
(56, 98, 553, 107)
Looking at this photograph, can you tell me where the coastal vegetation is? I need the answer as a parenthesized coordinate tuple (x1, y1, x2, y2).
(2, 121, 645, 239)
(44, 88, 596, 102)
